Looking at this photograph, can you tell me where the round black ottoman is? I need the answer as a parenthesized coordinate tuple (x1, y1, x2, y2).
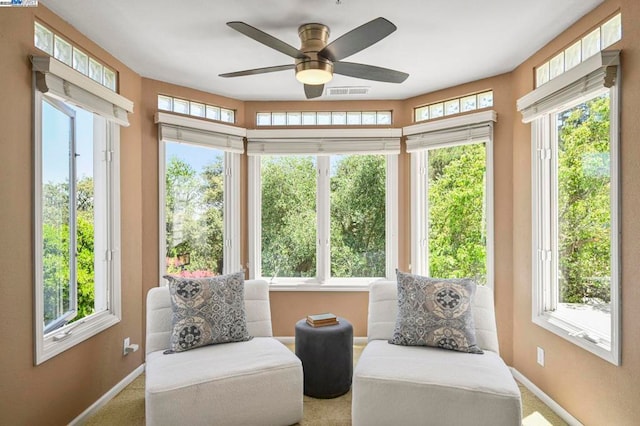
(295, 317, 353, 398)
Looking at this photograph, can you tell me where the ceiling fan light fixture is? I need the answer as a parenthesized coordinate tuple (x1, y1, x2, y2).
(296, 60, 333, 85)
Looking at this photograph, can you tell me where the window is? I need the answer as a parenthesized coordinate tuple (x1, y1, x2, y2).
(256, 110, 392, 126)
(247, 129, 400, 287)
(518, 50, 620, 364)
(405, 110, 495, 287)
(34, 22, 117, 91)
(33, 56, 132, 364)
(157, 95, 235, 124)
(535, 13, 621, 87)
(414, 90, 493, 123)
(157, 112, 244, 278)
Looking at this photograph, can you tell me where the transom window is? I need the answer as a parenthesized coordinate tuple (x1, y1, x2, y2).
(157, 95, 235, 124)
(34, 22, 117, 91)
(535, 13, 621, 87)
(414, 90, 493, 123)
(256, 110, 392, 127)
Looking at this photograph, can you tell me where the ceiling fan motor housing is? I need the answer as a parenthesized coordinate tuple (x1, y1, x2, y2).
(296, 23, 334, 84)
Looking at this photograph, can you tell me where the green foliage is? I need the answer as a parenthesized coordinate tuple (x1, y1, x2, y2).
(42, 220, 70, 324)
(330, 155, 386, 277)
(164, 154, 224, 276)
(260, 156, 317, 277)
(427, 144, 487, 283)
(557, 94, 611, 303)
(75, 214, 95, 319)
(42, 176, 96, 327)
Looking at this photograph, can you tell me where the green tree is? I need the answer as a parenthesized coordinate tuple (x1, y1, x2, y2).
(197, 157, 225, 274)
(557, 94, 611, 303)
(164, 154, 225, 276)
(42, 176, 96, 326)
(330, 155, 386, 277)
(428, 144, 487, 283)
(261, 156, 317, 277)
(165, 156, 199, 261)
(76, 176, 96, 319)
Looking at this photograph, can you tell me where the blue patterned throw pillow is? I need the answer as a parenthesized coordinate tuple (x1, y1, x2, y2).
(163, 271, 251, 353)
(389, 270, 483, 354)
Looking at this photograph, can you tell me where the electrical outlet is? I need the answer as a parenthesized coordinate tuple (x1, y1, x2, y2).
(536, 346, 545, 366)
(123, 337, 130, 356)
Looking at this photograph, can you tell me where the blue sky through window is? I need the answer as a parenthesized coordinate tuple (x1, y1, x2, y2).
(165, 142, 222, 173)
(42, 101, 94, 183)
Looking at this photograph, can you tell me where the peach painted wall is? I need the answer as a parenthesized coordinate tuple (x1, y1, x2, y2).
(511, 1, 640, 424)
(0, 5, 144, 425)
(270, 292, 369, 336)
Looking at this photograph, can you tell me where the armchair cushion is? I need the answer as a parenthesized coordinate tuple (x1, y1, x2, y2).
(389, 271, 482, 354)
(164, 271, 251, 353)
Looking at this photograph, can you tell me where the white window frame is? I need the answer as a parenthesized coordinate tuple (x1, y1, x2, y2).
(32, 56, 132, 365)
(518, 50, 621, 365)
(156, 112, 244, 280)
(404, 110, 496, 288)
(246, 128, 400, 290)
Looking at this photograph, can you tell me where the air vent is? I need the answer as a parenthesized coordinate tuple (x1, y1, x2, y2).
(326, 86, 370, 96)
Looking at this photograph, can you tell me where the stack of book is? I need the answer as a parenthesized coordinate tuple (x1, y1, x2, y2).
(306, 313, 338, 327)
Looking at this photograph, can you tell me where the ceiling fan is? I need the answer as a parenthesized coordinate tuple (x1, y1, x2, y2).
(219, 17, 409, 99)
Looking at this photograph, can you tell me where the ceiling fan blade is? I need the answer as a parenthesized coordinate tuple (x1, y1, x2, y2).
(227, 21, 308, 60)
(304, 84, 324, 99)
(333, 61, 409, 83)
(319, 17, 396, 62)
(219, 64, 294, 78)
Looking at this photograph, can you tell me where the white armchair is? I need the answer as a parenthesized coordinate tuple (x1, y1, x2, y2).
(145, 279, 303, 426)
(352, 281, 522, 426)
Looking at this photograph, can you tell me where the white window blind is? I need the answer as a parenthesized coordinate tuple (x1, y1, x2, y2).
(246, 128, 401, 155)
(155, 111, 245, 153)
(517, 50, 619, 123)
(31, 55, 133, 127)
(404, 110, 497, 152)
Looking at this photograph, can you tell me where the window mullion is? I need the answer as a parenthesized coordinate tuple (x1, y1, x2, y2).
(317, 156, 330, 283)
(68, 113, 79, 318)
(421, 152, 430, 276)
(535, 116, 554, 312)
(548, 114, 559, 312)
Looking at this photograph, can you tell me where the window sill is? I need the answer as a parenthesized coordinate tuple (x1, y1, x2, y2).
(532, 307, 618, 365)
(36, 311, 120, 365)
(267, 278, 394, 292)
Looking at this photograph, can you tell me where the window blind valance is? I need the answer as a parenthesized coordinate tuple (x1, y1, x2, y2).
(246, 128, 401, 155)
(31, 56, 133, 127)
(155, 112, 245, 153)
(517, 50, 619, 123)
(406, 125, 493, 152)
(403, 110, 496, 153)
(247, 138, 400, 155)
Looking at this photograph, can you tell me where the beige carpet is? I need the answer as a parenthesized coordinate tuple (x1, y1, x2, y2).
(85, 344, 567, 425)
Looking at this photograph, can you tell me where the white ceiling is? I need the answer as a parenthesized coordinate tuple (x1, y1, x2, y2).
(41, 0, 603, 101)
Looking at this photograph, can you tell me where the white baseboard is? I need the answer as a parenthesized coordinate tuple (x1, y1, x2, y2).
(510, 367, 583, 426)
(276, 336, 368, 345)
(69, 364, 145, 426)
